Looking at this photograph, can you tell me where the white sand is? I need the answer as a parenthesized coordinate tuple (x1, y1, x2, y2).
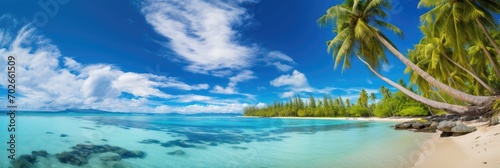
(413, 119, 500, 168)
(269, 116, 419, 122)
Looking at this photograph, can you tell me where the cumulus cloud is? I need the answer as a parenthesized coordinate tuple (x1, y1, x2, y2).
(141, 0, 257, 76)
(0, 24, 235, 113)
(270, 70, 308, 88)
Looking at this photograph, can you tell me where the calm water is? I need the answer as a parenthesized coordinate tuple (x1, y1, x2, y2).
(0, 113, 430, 168)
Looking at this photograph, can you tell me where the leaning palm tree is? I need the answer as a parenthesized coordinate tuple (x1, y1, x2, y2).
(318, 0, 496, 115)
(407, 25, 499, 95)
(419, 0, 500, 58)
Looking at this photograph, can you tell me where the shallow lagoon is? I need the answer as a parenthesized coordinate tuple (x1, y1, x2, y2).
(0, 113, 429, 168)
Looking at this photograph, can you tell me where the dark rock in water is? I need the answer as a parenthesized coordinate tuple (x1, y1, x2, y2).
(138, 139, 160, 144)
(32, 150, 49, 158)
(55, 151, 88, 166)
(100, 153, 121, 162)
(161, 140, 197, 148)
(12, 155, 36, 168)
(440, 131, 454, 137)
(49, 144, 146, 166)
(84, 141, 92, 143)
(45, 132, 53, 134)
(60, 134, 68, 137)
(101, 139, 108, 142)
(116, 149, 146, 159)
(489, 117, 499, 126)
(209, 142, 218, 146)
(231, 146, 248, 150)
(437, 121, 456, 132)
(451, 123, 476, 135)
(167, 150, 186, 156)
(412, 122, 425, 129)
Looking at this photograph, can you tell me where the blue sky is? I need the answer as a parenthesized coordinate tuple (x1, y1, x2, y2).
(0, 0, 429, 113)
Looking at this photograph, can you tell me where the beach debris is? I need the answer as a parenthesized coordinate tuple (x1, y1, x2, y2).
(167, 150, 186, 156)
(451, 123, 477, 135)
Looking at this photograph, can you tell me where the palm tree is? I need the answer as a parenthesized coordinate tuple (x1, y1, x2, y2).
(419, 0, 500, 58)
(358, 89, 369, 107)
(318, 0, 496, 115)
(370, 92, 376, 104)
(407, 25, 499, 95)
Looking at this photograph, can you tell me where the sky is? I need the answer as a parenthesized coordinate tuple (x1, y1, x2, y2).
(0, 0, 430, 113)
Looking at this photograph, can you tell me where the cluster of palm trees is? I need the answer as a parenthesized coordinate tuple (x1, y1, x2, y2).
(318, 0, 500, 116)
(243, 82, 431, 117)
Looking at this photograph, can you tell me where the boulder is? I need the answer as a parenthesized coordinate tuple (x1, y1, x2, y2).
(437, 121, 456, 132)
(429, 122, 439, 129)
(395, 123, 412, 129)
(423, 121, 432, 127)
(412, 122, 425, 129)
(489, 117, 499, 126)
(167, 150, 186, 156)
(451, 123, 476, 135)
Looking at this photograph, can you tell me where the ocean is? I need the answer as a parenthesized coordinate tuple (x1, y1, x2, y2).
(0, 112, 430, 168)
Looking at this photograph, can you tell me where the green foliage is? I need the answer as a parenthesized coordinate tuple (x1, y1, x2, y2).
(398, 106, 429, 117)
(244, 83, 436, 118)
(349, 105, 369, 117)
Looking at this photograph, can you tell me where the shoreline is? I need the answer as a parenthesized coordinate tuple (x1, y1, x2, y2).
(241, 116, 420, 122)
(412, 118, 500, 168)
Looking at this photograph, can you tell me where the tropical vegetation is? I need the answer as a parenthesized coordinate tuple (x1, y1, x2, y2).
(245, 0, 500, 118)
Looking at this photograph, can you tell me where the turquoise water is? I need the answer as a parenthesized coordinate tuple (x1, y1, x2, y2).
(0, 113, 429, 168)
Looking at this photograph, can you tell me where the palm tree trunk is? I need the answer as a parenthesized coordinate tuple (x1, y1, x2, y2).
(357, 55, 472, 114)
(375, 33, 494, 105)
(441, 54, 498, 94)
(481, 45, 500, 79)
(476, 19, 500, 57)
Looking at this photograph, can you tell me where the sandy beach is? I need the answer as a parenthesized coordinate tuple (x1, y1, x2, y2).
(269, 116, 419, 122)
(413, 118, 500, 168)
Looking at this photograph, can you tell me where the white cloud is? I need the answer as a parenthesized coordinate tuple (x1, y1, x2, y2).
(141, 0, 257, 76)
(153, 103, 251, 114)
(0, 24, 224, 113)
(211, 70, 255, 96)
(367, 79, 373, 84)
(211, 85, 238, 94)
(264, 51, 295, 71)
(382, 63, 394, 72)
(270, 70, 308, 88)
(175, 94, 212, 103)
